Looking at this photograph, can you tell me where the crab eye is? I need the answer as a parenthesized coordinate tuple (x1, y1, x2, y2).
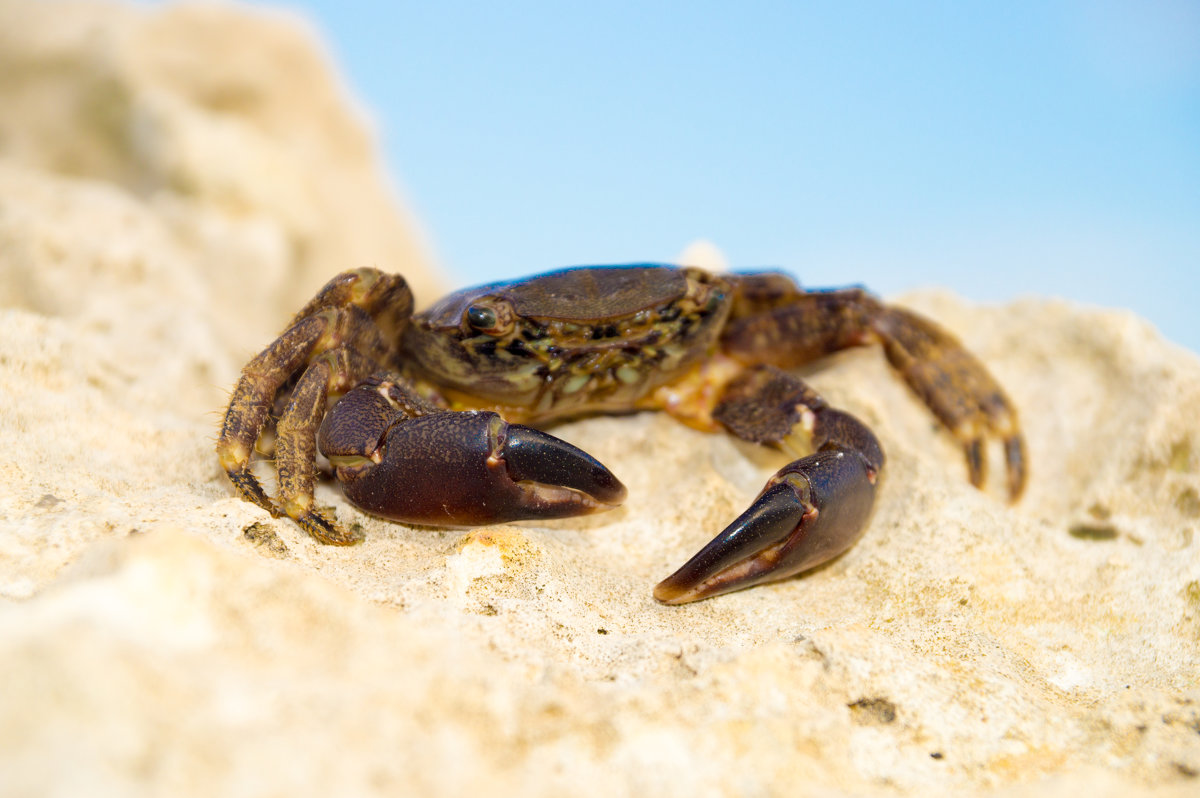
(466, 305, 497, 331)
(460, 298, 513, 336)
(465, 301, 515, 336)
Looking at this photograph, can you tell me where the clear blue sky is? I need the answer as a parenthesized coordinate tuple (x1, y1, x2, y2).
(279, 0, 1199, 352)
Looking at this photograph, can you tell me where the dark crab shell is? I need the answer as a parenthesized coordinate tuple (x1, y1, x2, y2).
(400, 264, 733, 418)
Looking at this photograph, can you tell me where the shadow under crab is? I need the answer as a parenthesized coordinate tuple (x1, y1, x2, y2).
(217, 264, 1024, 603)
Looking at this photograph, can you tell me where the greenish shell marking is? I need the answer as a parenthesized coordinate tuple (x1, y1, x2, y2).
(401, 265, 732, 419)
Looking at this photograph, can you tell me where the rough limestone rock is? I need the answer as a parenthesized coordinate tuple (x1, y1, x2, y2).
(0, 2, 1197, 796)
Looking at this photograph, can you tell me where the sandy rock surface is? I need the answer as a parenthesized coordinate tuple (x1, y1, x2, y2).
(1, 2, 1197, 796)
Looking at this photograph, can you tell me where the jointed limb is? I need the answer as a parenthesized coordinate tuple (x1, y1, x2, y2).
(721, 278, 1025, 499)
(655, 365, 883, 603)
(216, 269, 414, 537)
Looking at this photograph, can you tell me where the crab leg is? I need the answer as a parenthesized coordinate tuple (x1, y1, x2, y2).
(655, 366, 882, 604)
(217, 311, 343, 517)
(216, 269, 412, 539)
(721, 280, 1026, 499)
(871, 304, 1025, 498)
(272, 348, 382, 543)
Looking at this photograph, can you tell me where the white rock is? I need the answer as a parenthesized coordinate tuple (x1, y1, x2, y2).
(0, 2, 1196, 796)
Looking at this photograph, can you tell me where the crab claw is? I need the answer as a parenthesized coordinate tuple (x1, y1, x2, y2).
(320, 390, 625, 527)
(653, 449, 877, 604)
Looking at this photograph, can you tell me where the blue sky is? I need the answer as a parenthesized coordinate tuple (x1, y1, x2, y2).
(279, 1, 1199, 352)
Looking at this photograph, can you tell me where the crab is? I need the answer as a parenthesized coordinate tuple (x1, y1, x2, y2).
(217, 264, 1024, 603)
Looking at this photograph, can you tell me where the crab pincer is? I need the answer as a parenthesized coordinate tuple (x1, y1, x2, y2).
(653, 449, 877, 604)
(318, 382, 626, 528)
(654, 364, 884, 604)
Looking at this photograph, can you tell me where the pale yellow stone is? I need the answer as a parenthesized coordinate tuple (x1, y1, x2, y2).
(0, 2, 1197, 797)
